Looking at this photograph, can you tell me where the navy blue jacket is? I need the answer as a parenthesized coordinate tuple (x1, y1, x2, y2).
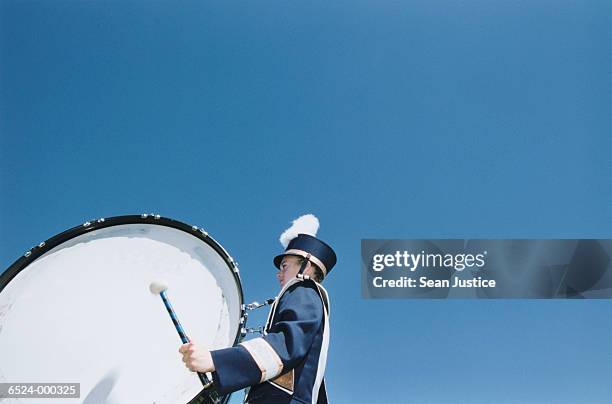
(211, 278, 330, 403)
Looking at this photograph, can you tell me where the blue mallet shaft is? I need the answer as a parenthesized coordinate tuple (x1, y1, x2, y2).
(159, 290, 213, 388)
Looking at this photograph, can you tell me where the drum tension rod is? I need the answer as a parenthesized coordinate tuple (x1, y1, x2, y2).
(244, 298, 275, 311)
(242, 326, 265, 335)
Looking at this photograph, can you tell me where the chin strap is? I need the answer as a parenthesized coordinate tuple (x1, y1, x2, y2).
(297, 253, 312, 279)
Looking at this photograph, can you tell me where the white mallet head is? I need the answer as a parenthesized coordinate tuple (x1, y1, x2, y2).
(149, 280, 168, 295)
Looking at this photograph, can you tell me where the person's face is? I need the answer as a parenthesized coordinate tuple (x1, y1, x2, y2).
(277, 256, 311, 289)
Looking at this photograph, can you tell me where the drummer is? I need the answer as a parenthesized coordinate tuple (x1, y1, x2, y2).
(180, 214, 336, 403)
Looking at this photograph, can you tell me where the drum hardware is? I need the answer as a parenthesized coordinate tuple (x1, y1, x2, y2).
(140, 213, 161, 219)
(241, 326, 265, 336)
(239, 299, 275, 337)
(243, 298, 275, 311)
(24, 238, 52, 257)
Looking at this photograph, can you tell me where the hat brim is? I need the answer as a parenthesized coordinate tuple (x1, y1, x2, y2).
(273, 252, 304, 269)
(273, 249, 328, 275)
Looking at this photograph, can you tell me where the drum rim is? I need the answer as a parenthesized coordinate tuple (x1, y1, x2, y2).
(0, 214, 246, 349)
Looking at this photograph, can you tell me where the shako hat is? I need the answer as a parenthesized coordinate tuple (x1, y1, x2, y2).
(273, 214, 337, 277)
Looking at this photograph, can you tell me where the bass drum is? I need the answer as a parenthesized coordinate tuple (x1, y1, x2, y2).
(0, 215, 245, 404)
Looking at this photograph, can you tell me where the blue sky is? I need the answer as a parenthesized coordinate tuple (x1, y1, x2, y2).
(1, 1, 612, 403)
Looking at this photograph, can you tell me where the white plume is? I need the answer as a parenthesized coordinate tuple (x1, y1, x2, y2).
(279, 214, 319, 248)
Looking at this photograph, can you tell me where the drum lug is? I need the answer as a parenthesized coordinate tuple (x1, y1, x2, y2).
(192, 226, 198, 232)
(199, 228, 208, 237)
(228, 257, 239, 273)
(83, 221, 91, 227)
(97, 218, 105, 223)
(24, 239, 49, 257)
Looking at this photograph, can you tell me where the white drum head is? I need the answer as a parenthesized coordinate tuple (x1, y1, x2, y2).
(0, 217, 244, 403)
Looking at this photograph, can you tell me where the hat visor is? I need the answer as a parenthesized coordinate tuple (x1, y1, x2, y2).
(273, 252, 306, 269)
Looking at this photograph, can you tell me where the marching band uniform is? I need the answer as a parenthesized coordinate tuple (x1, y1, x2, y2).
(210, 219, 337, 404)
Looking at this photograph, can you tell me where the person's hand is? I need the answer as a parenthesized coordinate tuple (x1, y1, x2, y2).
(179, 342, 215, 373)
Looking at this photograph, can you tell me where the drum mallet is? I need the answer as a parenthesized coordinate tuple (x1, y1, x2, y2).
(149, 281, 214, 389)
